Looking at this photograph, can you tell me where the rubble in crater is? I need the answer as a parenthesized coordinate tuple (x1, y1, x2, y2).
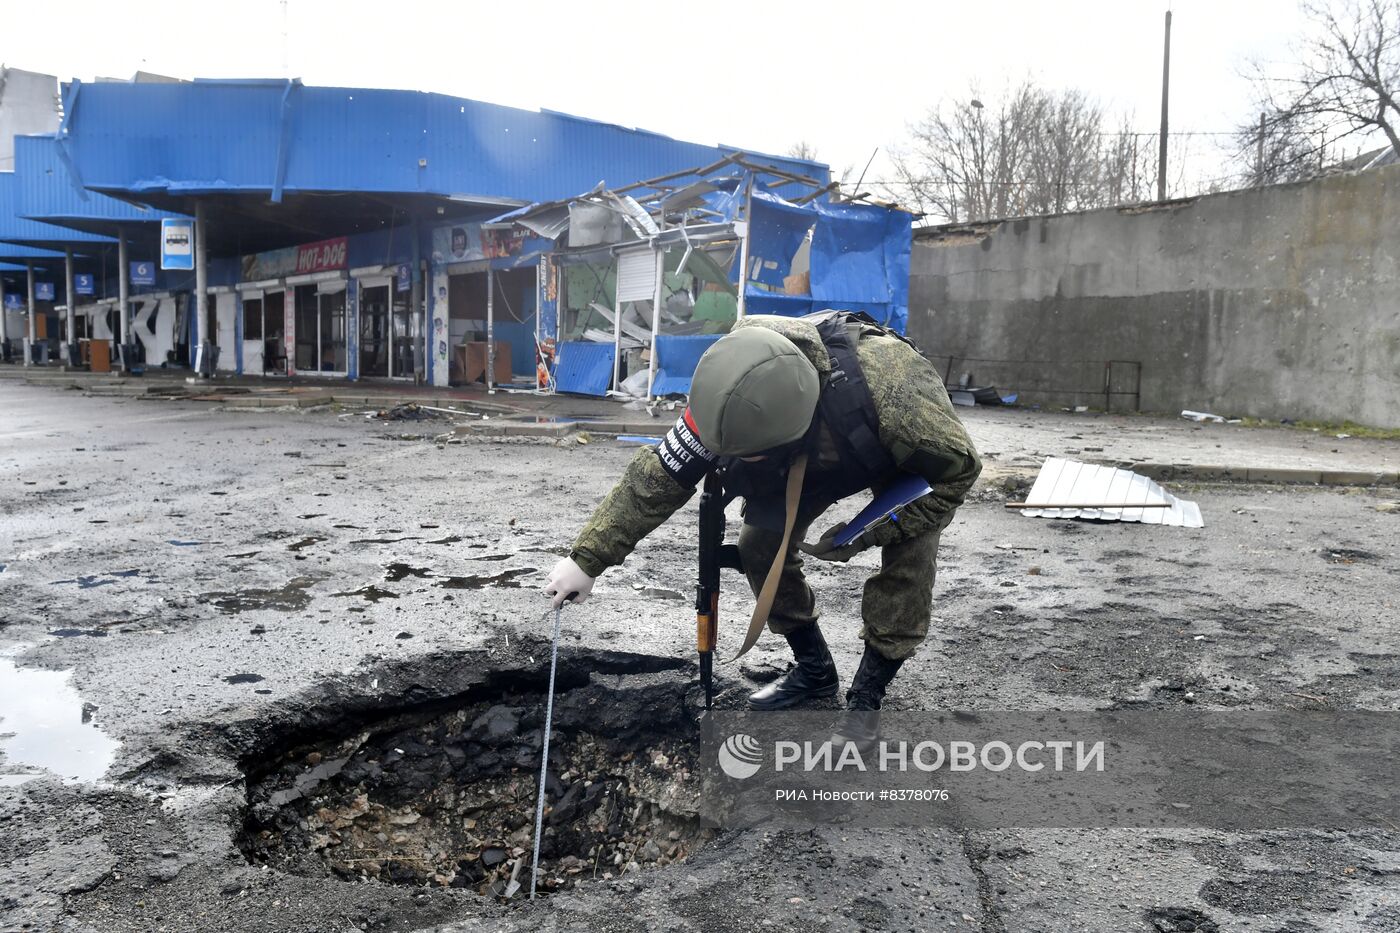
(239, 672, 712, 900)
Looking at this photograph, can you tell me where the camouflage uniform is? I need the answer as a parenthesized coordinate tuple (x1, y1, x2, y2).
(569, 315, 981, 660)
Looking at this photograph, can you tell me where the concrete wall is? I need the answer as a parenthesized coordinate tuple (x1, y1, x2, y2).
(0, 68, 61, 170)
(909, 163, 1400, 427)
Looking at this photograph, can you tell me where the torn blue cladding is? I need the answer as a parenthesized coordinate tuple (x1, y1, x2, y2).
(651, 334, 723, 396)
(811, 202, 890, 304)
(554, 342, 615, 396)
(744, 192, 816, 289)
(741, 292, 814, 317)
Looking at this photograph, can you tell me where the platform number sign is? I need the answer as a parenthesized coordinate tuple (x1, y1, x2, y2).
(160, 218, 195, 271)
(75, 274, 94, 295)
(396, 263, 411, 293)
(35, 282, 55, 301)
(130, 262, 156, 287)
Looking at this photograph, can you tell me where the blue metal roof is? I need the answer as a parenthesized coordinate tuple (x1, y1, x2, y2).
(0, 242, 64, 263)
(13, 134, 159, 235)
(0, 170, 111, 250)
(61, 79, 829, 207)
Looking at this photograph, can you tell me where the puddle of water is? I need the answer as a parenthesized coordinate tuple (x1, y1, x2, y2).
(49, 628, 108, 638)
(49, 569, 144, 589)
(288, 536, 326, 552)
(425, 535, 463, 545)
(433, 567, 535, 590)
(519, 545, 570, 557)
(198, 577, 316, 614)
(224, 673, 265, 685)
(385, 563, 434, 582)
(0, 655, 119, 785)
(332, 523, 364, 530)
(226, 550, 260, 559)
(350, 536, 420, 545)
(167, 539, 204, 547)
(332, 585, 399, 602)
(633, 585, 686, 601)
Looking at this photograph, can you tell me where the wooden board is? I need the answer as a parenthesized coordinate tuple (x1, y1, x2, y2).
(454, 341, 512, 385)
(89, 340, 112, 373)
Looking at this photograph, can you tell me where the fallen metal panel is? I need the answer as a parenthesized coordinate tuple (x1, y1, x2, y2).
(553, 341, 616, 396)
(1019, 457, 1204, 528)
(651, 334, 723, 396)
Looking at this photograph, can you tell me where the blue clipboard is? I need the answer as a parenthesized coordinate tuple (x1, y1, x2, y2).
(834, 474, 933, 548)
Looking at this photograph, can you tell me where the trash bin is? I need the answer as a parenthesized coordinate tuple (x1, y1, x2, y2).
(196, 341, 220, 377)
(120, 341, 145, 375)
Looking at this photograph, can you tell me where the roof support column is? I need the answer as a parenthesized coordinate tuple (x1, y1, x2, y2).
(64, 248, 77, 368)
(411, 217, 423, 384)
(0, 273, 9, 357)
(118, 228, 131, 372)
(486, 267, 495, 393)
(24, 261, 36, 367)
(194, 200, 208, 374)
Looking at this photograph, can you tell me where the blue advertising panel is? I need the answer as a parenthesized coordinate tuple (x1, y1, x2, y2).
(160, 218, 195, 270)
(130, 261, 156, 286)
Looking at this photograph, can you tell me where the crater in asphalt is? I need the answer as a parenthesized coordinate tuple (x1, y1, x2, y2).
(238, 656, 710, 901)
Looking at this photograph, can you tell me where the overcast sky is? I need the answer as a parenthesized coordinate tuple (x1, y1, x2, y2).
(5, 0, 1325, 187)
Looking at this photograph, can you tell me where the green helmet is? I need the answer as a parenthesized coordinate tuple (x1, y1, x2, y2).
(689, 327, 820, 456)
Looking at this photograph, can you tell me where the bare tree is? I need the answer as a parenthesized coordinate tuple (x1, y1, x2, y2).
(1249, 0, 1400, 172)
(887, 81, 1158, 223)
(1233, 111, 1320, 185)
(1100, 116, 1160, 204)
(787, 140, 821, 162)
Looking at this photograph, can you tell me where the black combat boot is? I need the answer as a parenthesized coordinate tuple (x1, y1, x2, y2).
(831, 644, 905, 751)
(747, 624, 839, 710)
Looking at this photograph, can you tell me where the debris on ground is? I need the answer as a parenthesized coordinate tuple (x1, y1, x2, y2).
(947, 385, 1017, 407)
(1181, 409, 1241, 424)
(1013, 457, 1204, 527)
(371, 403, 483, 422)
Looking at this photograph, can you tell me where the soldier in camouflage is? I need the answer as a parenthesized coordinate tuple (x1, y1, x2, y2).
(545, 311, 980, 727)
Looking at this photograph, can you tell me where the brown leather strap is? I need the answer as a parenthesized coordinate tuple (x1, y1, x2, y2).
(730, 452, 807, 661)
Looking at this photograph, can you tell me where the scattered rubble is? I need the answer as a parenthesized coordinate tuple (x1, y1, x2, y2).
(240, 675, 711, 900)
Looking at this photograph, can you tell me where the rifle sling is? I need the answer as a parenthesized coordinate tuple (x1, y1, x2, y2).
(729, 452, 807, 661)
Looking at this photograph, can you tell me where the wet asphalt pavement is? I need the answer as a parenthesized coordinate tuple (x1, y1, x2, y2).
(1, 380, 1399, 932)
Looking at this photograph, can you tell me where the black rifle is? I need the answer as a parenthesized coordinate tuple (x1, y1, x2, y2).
(696, 472, 742, 709)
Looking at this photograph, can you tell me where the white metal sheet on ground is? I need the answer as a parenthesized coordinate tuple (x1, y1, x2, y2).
(1020, 457, 1204, 528)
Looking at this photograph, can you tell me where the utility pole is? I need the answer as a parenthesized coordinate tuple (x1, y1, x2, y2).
(1257, 113, 1266, 185)
(1157, 8, 1172, 201)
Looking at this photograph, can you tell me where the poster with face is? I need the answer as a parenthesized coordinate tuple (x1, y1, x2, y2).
(430, 223, 526, 264)
(432, 225, 484, 264)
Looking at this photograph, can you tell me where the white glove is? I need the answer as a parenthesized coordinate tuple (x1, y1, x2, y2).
(544, 556, 595, 609)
